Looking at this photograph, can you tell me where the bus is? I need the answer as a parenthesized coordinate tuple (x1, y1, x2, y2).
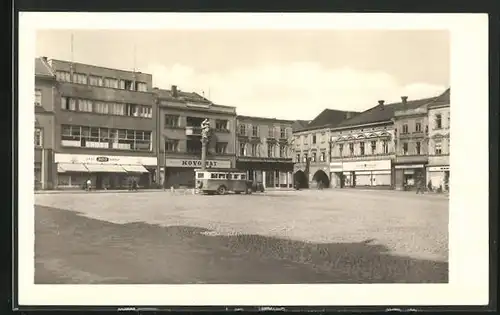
(195, 168, 252, 195)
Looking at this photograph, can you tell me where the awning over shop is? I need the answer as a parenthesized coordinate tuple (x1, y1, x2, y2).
(121, 164, 149, 173)
(84, 164, 127, 173)
(57, 163, 89, 173)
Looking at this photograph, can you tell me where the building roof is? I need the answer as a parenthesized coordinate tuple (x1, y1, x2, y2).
(428, 88, 450, 108)
(153, 87, 212, 104)
(292, 120, 311, 131)
(35, 57, 55, 78)
(236, 115, 295, 124)
(334, 93, 444, 129)
(295, 109, 359, 132)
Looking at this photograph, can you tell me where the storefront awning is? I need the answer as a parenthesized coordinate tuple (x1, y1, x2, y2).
(121, 164, 149, 173)
(84, 164, 127, 173)
(57, 163, 89, 173)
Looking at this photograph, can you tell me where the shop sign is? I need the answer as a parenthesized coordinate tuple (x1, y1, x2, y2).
(428, 166, 450, 172)
(165, 159, 231, 168)
(329, 162, 343, 172)
(54, 153, 157, 166)
(342, 160, 391, 172)
(394, 164, 424, 169)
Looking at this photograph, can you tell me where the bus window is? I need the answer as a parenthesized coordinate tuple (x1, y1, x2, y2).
(233, 174, 239, 180)
(218, 173, 226, 179)
(241, 175, 247, 180)
(197, 172, 205, 179)
(211, 173, 218, 179)
(227, 174, 232, 179)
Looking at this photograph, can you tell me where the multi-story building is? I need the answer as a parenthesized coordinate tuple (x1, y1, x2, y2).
(34, 57, 57, 190)
(155, 86, 237, 189)
(235, 116, 294, 188)
(329, 96, 438, 189)
(392, 96, 431, 190)
(293, 109, 358, 188)
(427, 88, 451, 191)
(48, 58, 158, 190)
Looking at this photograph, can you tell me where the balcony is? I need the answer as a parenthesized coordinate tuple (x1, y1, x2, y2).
(185, 126, 202, 136)
(395, 155, 428, 164)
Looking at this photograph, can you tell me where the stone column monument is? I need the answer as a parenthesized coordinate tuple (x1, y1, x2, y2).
(200, 119, 210, 171)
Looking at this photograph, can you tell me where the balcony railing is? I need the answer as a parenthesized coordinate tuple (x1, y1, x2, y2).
(185, 126, 202, 136)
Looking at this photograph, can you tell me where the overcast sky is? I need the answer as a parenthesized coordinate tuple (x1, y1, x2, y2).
(36, 30, 449, 120)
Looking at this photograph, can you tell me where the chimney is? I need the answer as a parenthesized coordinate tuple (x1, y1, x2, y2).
(378, 100, 385, 106)
(171, 85, 178, 98)
(41, 56, 48, 62)
(401, 96, 408, 105)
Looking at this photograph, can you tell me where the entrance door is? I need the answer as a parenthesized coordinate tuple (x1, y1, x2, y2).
(351, 171, 356, 187)
(96, 174, 104, 190)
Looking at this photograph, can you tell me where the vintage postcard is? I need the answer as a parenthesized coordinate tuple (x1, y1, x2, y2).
(17, 12, 489, 307)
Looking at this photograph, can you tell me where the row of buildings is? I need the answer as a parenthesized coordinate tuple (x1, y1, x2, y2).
(34, 57, 450, 191)
(34, 57, 296, 190)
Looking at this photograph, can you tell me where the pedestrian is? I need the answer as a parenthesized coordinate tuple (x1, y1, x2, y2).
(86, 178, 92, 191)
(416, 177, 424, 194)
(132, 179, 138, 191)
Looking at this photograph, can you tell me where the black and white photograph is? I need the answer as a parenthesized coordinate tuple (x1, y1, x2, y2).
(17, 12, 489, 307)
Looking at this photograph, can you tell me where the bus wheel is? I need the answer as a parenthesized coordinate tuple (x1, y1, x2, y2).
(217, 185, 227, 195)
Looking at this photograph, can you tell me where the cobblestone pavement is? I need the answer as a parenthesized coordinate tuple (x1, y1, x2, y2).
(35, 189, 448, 284)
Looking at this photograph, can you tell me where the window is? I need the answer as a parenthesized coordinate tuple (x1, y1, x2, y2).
(73, 73, 88, 84)
(89, 75, 103, 86)
(210, 173, 218, 179)
(61, 97, 76, 111)
(268, 144, 274, 157)
(61, 125, 152, 151)
(241, 174, 247, 180)
(360, 142, 365, 156)
(34, 89, 42, 106)
(165, 140, 179, 152)
(311, 152, 317, 162)
(186, 139, 202, 153)
(349, 143, 354, 156)
(34, 128, 42, 147)
(78, 99, 93, 112)
(415, 122, 422, 132)
(320, 151, 326, 162)
(251, 143, 258, 156)
(239, 124, 246, 136)
(126, 104, 139, 117)
(104, 78, 119, 89)
(370, 141, 377, 154)
(338, 144, 344, 157)
(296, 153, 301, 163)
(120, 80, 134, 91)
(139, 106, 152, 118)
(268, 127, 275, 138)
(435, 141, 442, 155)
(402, 124, 409, 134)
(321, 133, 326, 143)
(110, 103, 125, 116)
(280, 127, 287, 139)
(295, 136, 300, 146)
(197, 173, 204, 179)
(215, 119, 229, 131)
(279, 145, 286, 158)
(239, 143, 246, 156)
(303, 154, 308, 163)
(216, 142, 228, 154)
(435, 114, 442, 129)
(403, 142, 409, 155)
(303, 135, 308, 144)
(56, 71, 71, 82)
(165, 115, 179, 127)
(136, 82, 148, 92)
(383, 140, 389, 154)
(312, 134, 317, 144)
(252, 125, 259, 137)
(94, 101, 109, 114)
(416, 142, 421, 155)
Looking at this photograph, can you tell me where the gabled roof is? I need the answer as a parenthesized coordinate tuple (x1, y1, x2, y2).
(35, 57, 55, 78)
(428, 88, 450, 108)
(292, 120, 311, 131)
(334, 93, 444, 129)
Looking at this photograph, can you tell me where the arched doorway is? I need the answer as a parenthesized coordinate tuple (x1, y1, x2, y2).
(313, 170, 330, 188)
(293, 170, 308, 188)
